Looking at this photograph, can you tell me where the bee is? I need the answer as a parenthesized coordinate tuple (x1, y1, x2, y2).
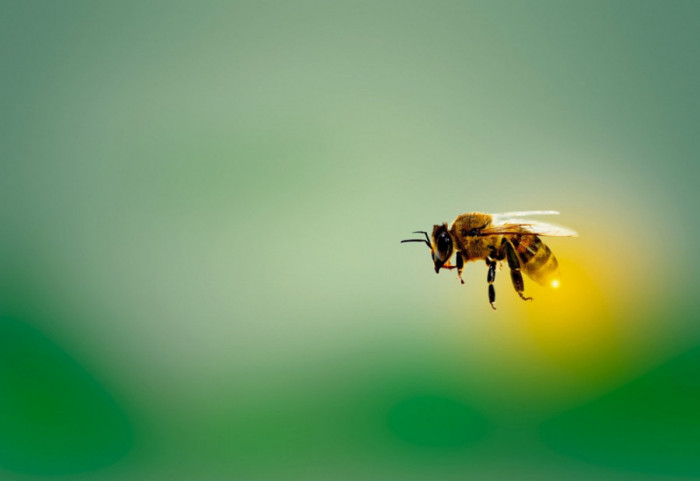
(401, 211, 577, 309)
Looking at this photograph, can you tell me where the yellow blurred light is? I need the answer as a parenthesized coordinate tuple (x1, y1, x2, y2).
(518, 253, 621, 377)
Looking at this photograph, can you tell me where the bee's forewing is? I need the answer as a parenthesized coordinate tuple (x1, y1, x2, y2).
(518, 221, 578, 237)
(491, 210, 559, 219)
(490, 212, 577, 237)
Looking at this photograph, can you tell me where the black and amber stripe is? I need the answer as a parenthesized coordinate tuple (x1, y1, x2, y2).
(509, 234, 558, 285)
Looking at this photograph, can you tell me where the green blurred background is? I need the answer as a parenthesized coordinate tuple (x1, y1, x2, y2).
(2, 1, 699, 479)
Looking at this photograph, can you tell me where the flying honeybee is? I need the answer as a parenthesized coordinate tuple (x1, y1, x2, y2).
(401, 211, 577, 309)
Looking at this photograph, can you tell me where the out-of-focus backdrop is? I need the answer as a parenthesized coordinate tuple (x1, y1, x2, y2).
(2, 1, 699, 479)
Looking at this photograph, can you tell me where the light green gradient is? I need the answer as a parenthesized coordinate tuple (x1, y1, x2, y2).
(1, 1, 699, 479)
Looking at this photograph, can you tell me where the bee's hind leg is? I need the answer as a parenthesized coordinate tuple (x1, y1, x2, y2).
(504, 240, 533, 302)
(486, 257, 497, 310)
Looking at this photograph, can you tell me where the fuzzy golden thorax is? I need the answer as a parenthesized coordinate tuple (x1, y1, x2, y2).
(448, 212, 497, 261)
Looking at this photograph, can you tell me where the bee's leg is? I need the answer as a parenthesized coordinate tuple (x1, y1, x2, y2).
(486, 256, 497, 310)
(456, 252, 465, 284)
(504, 240, 533, 302)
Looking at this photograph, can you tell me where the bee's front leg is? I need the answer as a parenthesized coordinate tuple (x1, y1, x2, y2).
(456, 252, 465, 284)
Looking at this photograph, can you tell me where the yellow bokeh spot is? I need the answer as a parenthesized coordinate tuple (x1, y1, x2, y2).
(519, 253, 621, 377)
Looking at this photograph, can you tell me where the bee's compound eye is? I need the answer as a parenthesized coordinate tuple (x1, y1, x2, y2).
(436, 232, 451, 257)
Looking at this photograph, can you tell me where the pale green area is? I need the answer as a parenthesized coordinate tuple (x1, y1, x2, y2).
(1, 1, 699, 479)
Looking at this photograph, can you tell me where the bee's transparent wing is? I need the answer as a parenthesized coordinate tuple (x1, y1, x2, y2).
(491, 210, 560, 220)
(485, 212, 578, 237)
(478, 222, 578, 237)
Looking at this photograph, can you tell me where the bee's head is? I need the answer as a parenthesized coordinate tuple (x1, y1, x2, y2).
(401, 224, 453, 273)
(431, 224, 453, 273)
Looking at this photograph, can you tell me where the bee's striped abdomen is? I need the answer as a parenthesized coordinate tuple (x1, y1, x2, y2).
(510, 235, 558, 286)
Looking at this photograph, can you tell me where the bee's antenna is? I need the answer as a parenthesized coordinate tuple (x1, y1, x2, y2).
(412, 231, 430, 244)
(401, 238, 431, 248)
